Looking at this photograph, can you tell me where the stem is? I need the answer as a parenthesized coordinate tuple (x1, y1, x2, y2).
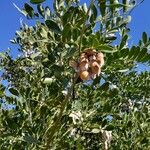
(78, 0, 95, 55)
(45, 74, 79, 149)
(45, 96, 69, 149)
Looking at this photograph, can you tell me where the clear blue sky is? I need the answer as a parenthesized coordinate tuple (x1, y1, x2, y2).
(0, 0, 150, 62)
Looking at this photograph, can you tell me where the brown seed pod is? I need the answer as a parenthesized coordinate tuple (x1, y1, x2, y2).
(80, 53, 86, 59)
(91, 61, 101, 75)
(80, 71, 90, 81)
(88, 69, 96, 79)
(79, 60, 89, 71)
(89, 55, 96, 61)
(84, 48, 96, 56)
(80, 57, 88, 62)
(96, 52, 104, 67)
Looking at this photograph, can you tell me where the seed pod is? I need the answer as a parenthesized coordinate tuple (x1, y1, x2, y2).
(89, 71, 97, 79)
(84, 48, 96, 56)
(91, 61, 101, 75)
(89, 55, 96, 61)
(80, 53, 86, 59)
(80, 71, 90, 81)
(79, 60, 89, 71)
(96, 52, 104, 67)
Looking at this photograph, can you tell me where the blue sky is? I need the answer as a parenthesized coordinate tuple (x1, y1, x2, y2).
(0, 0, 150, 52)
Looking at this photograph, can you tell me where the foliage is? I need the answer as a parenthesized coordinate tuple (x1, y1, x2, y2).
(0, 0, 150, 149)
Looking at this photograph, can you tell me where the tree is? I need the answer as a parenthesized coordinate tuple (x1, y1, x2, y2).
(0, 0, 150, 149)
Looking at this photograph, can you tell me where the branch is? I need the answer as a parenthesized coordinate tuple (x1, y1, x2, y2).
(45, 74, 78, 148)
(78, 0, 95, 55)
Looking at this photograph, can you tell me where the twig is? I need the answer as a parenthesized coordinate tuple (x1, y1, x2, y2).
(78, 0, 96, 55)
(45, 74, 78, 149)
(129, 0, 144, 15)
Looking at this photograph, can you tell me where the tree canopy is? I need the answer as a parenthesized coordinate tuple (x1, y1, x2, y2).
(0, 0, 150, 149)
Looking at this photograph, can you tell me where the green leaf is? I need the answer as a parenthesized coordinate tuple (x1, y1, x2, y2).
(9, 87, 19, 96)
(104, 124, 115, 131)
(45, 6, 51, 20)
(142, 32, 148, 44)
(23, 135, 38, 144)
(37, 4, 44, 17)
(45, 20, 61, 34)
(90, 4, 97, 23)
(106, 3, 126, 8)
(124, 15, 132, 24)
(128, 46, 137, 59)
(91, 128, 100, 133)
(117, 68, 129, 73)
(43, 77, 55, 84)
(98, 0, 106, 17)
(30, 0, 45, 4)
(120, 48, 129, 59)
(66, 47, 76, 58)
(123, 0, 129, 12)
(24, 3, 34, 18)
(136, 47, 148, 62)
(97, 45, 117, 53)
(119, 34, 128, 50)
(62, 23, 72, 42)
(39, 27, 47, 38)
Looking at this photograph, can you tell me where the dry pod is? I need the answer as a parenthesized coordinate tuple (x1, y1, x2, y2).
(91, 61, 101, 75)
(80, 53, 86, 59)
(96, 52, 104, 67)
(84, 48, 96, 56)
(79, 60, 89, 71)
(89, 70, 97, 79)
(89, 55, 96, 61)
(80, 71, 90, 81)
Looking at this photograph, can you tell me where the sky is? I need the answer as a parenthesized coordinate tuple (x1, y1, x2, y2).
(0, 0, 150, 72)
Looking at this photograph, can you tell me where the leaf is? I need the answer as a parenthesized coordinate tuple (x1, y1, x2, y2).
(37, 4, 44, 17)
(83, 3, 88, 13)
(142, 32, 148, 44)
(23, 135, 38, 144)
(65, 47, 76, 58)
(103, 102, 112, 112)
(90, 3, 97, 23)
(106, 3, 126, 8)
(104, 124, 115, 131)
(45, 20, 61, 34)
(124, 15, 132, 24)
(9, 87, 19, 96)
(119, 35, 128, 50)
(45, 6, 51, 20)
(43, 78, 55, 84)
(123, 0, 129, 12)
(91, 129, 100, 133)
(98, 0, 106, 17)
(62, 23, 72, 42)
(128, 46, 137, 59)
(117, 68, 129, 72)
(97, 45, 117, 53)
(30, 0, 45, 4)
(24, 3, 34, 18)
(39, 27, 47, 38)
(136, 47, 148, 62)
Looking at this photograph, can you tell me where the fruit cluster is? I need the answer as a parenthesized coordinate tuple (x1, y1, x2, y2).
(70, 48, 104, 81)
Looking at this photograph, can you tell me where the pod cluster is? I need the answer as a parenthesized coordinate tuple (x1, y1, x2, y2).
(70, 48, 104, 81)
